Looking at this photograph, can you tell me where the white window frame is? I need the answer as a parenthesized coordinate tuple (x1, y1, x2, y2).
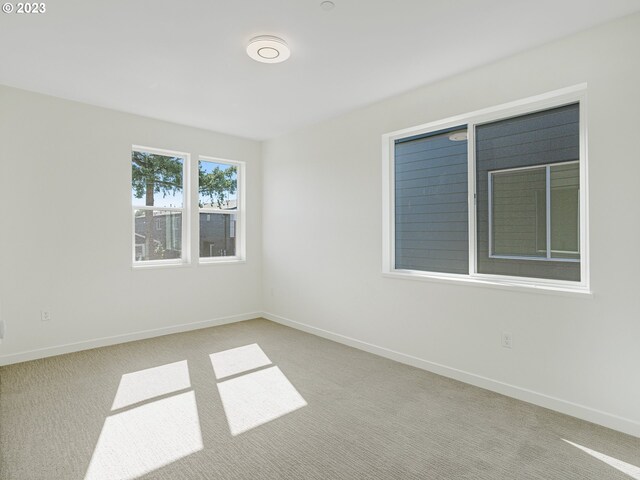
(198, 156, 246, 264)
(131, 145, 191, 268)
(382, 84, 589, 294)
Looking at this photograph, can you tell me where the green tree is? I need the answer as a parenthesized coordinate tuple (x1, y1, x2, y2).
(199, 165, 237, 208)
(132, 152, 183, 259)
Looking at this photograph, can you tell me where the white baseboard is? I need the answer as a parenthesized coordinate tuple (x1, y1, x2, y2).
(262, 311, 640, 439)
(0, 312, 261, 366)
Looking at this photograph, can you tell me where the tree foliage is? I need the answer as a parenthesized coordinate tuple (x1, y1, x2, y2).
(132, 152, 184, 260)
(199, 164, 237, 208)
(131, 152, 183, 206)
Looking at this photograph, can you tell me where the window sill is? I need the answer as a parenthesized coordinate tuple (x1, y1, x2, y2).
(132, 261, 191, 270)
(199, 257, 245, 266)
(383, 270, 592, 297)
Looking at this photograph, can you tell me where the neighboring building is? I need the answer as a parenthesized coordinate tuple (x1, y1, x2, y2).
(134, 200, 236, 260)
(134, 212, 182, 261)
(200, 211, 236, 258)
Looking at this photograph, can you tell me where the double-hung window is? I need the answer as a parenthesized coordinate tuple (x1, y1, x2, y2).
(131, 146, 189, 266)
(383, 86, 588, 292)
(198, 157, 245, 262)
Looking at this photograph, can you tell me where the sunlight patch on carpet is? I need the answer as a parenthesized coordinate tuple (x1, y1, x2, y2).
(209, 343, 272, 379)
(86, 391, 203, 480)
(217, 366, 307, 436)
(563, 439, 640, 479)
(111, 360, 191, 410)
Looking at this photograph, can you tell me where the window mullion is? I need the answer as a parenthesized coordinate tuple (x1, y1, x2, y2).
(467, 123, 477, 276)
(546, 165, 551, 259)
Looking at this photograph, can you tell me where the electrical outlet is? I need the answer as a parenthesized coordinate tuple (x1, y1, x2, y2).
(41, 310, 51, 322)
(502, 332, 513, 349)
(0, 319, 5, 343)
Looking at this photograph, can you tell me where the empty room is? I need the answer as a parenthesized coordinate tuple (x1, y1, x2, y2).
(1, 1, 640, 479)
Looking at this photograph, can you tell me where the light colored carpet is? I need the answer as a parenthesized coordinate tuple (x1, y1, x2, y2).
(1, 318, 638, 479)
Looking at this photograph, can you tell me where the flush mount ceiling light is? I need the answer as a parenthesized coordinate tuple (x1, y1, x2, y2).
(246, 36, 290, 64)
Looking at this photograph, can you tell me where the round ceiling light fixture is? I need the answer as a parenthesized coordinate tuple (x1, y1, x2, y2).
(320, 1, 335, 10)
(246, 35, 291, 64)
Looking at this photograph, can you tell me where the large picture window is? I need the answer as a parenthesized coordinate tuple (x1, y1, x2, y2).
(383, 86, 588, 292)
(131, 146, 188, 266)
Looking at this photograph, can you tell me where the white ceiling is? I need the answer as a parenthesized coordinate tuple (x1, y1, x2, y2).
(2, 1, 640, 140)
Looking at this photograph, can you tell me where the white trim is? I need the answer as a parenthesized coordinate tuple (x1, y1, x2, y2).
(199, 209, 237, 214)
(132, 259, 191, 269)
(546, 165, 552, 258)
(383, 271, 591, 296)
(382, 84, 589, 293)
(467, 126, 477, 276)
(383, 84, 587, 140)
(578, 93, 590, 293)
(134, 206, 184, 212)
(199, 258, 246, 266)
(381, 136, 393, 274)
(0, 312, 261, 366)
(262, 312, 640, 438)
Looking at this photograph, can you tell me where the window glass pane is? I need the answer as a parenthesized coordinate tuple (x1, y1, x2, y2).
(131, 151, 184, 208)
(550, 163, 579, 259)
(476, 103, 580, 281)
(491, 167, 547, 258)
(199, 161, 238, 210)
(200, 213, 236, 258)
(394, 128, 468, 274)
(134, 210, 182, 261)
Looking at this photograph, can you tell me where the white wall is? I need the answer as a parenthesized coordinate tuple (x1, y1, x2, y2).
(0, 86, 262, 362)
(262, 13, 640, 436)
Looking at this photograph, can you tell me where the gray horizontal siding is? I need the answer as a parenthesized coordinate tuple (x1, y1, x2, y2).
(476, 103, 580, 281)
(396, 257, 468, 273)
(395, 129, 468, 274)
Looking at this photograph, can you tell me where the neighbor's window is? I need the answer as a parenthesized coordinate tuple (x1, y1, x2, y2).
(384, 88, 587, 291)
(488, 162, 579, 262)
(131, 147, 188, 265)
(198, 157, 244, 261)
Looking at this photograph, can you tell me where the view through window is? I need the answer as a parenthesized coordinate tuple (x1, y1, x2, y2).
(198, 158, 239, 260)
(131, 148, 186, 264)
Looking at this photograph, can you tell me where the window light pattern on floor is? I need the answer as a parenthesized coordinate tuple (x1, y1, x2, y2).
(563, 439, 640, 479)
(209, 343, 272, 379)
(111, 360, 191, 410)
(85, 345, 306, 479)
(85, 392, 203, 480)
(210, 344, 307, 436)
(85, 362, 203, 480)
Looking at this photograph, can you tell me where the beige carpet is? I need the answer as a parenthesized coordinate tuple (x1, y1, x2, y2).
(1, 318, 638, 479)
